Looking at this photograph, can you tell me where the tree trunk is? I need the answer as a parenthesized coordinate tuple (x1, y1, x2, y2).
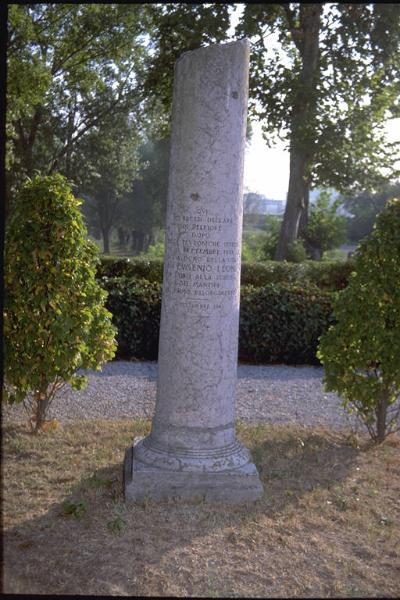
(5, 176, 12, 221)
(275, 150, 309, 260)
(299, 187, 324, 260)
(64, 93, 77, 179)
(33, 391, 49, 433)
(275, 4, 322, 261)
(131, 230, 138, 253)
(376, 390, 389, 443)
(102, 227, 111, 254)
(298, 185, 310, 238)
(117, 226, 126, 246)
(308, 245, 323, 260)
(143, 232, 152, 253)
(137, 231, 145, 254)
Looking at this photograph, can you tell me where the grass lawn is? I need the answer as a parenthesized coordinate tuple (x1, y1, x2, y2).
(2, 419, 399, 597)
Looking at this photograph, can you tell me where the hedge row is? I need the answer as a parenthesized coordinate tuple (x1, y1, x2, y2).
(101, 277, 161, 360)
(97, 256, 164, 282)
(97, 256, 354, 291)
(100, 276, 334, 364)
(239, 284, 334, 364)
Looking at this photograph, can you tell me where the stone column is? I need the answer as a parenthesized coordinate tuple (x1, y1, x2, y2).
(124, 39, 263, 503)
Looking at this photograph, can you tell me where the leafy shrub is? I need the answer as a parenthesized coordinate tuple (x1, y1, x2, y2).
(98, 275, 334, 364)
(259, 214, 282, 260)
(239, 283, 334, 364)
(97, 256, 163, 282)
(240, 260, 354, 290)
(260, 231, 279, 260)
(241, 230, 269, 262)
(300, 260, 356, 290)
(240, 261, 302, 287)
(98, 256, 354, 292)
(97, 257, 354, 291)
(4, 175, 117, 431)
(304, 190, 348, 259)
(286, 239, 308, 263)
(140, 240, 165, 258)
(100, 277, 161, 359)
(62, 500, 88, 519)
(318, 199, 400, 443)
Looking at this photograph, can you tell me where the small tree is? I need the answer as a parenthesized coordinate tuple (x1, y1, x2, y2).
(317, 199, 400, 443)
(4, 175, 117, 431)
(304, 191, 348, 260)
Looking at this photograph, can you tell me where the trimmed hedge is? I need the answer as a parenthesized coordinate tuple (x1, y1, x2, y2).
(97, 256, 354, 291)
(100, 276, 334, 364)
(100, 277, 161, 360)
(239, 284, 334, 365)
(97, 256, 163, 282)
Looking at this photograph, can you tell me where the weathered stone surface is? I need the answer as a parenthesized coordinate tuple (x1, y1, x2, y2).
(124, 39, 263, 504)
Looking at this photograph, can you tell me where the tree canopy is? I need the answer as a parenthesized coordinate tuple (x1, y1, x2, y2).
(132, 3, 400, 259)
(6, 4, 155, 212)
(342, 181, 400, 242)
(7, 4, 400, 261)
(237, 3, 400, 258)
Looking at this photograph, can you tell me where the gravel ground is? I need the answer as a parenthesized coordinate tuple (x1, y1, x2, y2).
(4, 361, 360, 430)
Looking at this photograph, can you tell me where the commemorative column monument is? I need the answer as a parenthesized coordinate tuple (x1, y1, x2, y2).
(124, 39, 263, 503)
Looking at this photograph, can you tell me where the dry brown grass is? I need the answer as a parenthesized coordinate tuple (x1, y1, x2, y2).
(2, 418, 400, 597)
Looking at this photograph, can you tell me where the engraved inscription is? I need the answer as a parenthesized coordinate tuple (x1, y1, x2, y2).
(165, 206, 241, 307)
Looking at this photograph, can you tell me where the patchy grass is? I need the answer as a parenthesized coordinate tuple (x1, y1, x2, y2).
(2, 419, 399, 597)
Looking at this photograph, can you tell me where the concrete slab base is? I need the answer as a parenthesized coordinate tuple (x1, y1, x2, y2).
(123, 445, 264, 504)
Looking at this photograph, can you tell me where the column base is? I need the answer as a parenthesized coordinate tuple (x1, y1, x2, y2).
(123, 444, 264, 504)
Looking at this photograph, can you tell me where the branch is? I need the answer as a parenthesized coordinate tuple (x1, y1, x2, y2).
(283, 4, 303, 53)
(16, 119, 28, 152)
(27, 107, 42, 150)
(48, 67, 138, 172)
(51, 31, 104, 76)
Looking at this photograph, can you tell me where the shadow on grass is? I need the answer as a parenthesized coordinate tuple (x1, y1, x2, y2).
(3, 425, 362, 596)
(249, 427, 361, 515)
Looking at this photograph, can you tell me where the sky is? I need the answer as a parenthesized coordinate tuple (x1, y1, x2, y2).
(243, 118, 400, 201)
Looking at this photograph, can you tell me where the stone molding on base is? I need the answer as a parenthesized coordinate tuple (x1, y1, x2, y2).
(123, 441, 264, 504)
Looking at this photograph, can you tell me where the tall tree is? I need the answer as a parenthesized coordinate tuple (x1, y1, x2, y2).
(135, 4, 400, 260)
(123, 137, 171, 254)
(76, 111, 142, 254)
(237, 4, 400, 259)
(142, 3, 231, 119)
(6, 4, 155, 214)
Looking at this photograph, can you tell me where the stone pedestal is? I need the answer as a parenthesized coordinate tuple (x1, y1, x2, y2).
(124, 40, 263, 504)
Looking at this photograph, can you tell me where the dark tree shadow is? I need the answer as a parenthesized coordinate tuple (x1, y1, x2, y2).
(3, 427, 363, 596)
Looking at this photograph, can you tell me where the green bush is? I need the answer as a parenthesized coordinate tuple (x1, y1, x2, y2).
(240, 261, 302, 287)
(100, 276, 334, 364)
(96, 256, 164, 282)
(241, 230, 269, 262)
(286, 239, 308, 263)
(100, 277, 161, 360)
(240, 260, 354, 290)
(4, 175, 117, 431)
(239, 284, 334, 364)
(318, 199, 400, 443)
(97, 257, 354, 291)
(304, 190, 348, 259)
(140, 240, 165, 258)
(300, 260, 356, 290)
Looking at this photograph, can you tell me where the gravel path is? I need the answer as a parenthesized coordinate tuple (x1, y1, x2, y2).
(4, 361, 360, 430)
